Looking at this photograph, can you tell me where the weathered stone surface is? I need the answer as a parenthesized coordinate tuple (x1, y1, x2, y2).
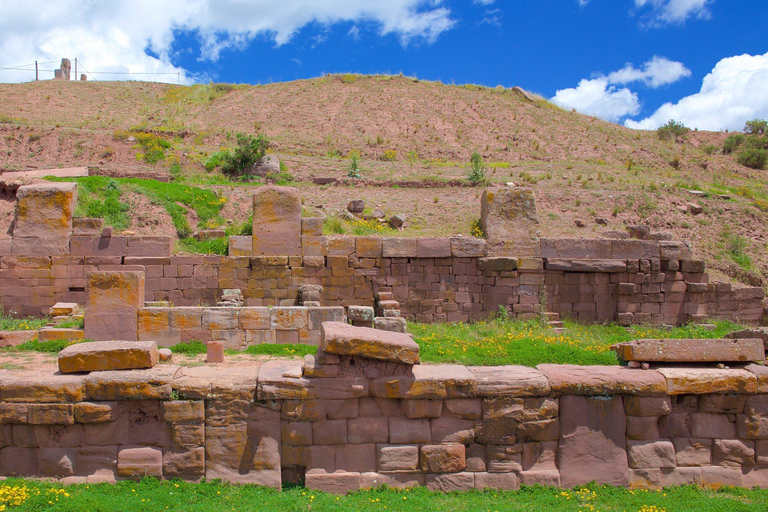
(657, 367, 758, 395)
(468, 366, 550, 397)
(84, 271, 145, 341)
(450, 236, 486, 258)
(420, 444, 466, 474)
(425, 472, 475, 492)
(74, 402, 114, 423)
(58, 340, 159, 373)
(348, 306, 375, 322)
(713, 439, 754, 467)
(27, 404, 74, 425)
(627, 440, 676, 469)
(257, 360, 313, 400)
(378, 444, 419, 472)
(624, 396, 671, 417)
(558, 395, 629, 488)
(12, 182, 77, 255)
(83, 366, 178, 400)
(305, 470, 360, 493)
(538, 365, 666, 396)
(321, 322, 419, 365)
(481, 187, 540, 257)
(673, 438, 712, 467)
(373, 317, 408, 333)
(545, 259, 627, 272)
(117, 446, 163, 479)
(614, 338, 764, 363)
(728, 327, 768, 351)
(252, 186, 301, 256)
(1, 373, 84, 403)
(361, 472, 423, 489)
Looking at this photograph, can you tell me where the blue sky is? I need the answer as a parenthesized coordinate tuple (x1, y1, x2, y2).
(1, 0, 767, 131)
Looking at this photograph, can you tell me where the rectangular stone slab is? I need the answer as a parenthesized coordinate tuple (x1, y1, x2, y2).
(320, 321, 420, 365)
(613, 338, 765, 363)
(58, 340, 159, 374)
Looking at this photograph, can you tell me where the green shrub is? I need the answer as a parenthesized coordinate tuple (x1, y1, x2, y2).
(737, 148, 768, 169)
(381, 149, 397, 161)
(656, 119, 689, 141)
(204, 150, 228, 171)
(170, 340, 207, 354)
(347, 151, 362, 179)
(745, 118, 768, 135)
(178, 237, 228, 255)
(722, 134, 745, 154)
(220, 133, 270, 178)
(466, 151, 488, 184)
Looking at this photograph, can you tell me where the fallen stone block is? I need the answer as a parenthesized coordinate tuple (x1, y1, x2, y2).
(38, 328, 84, 343)
(58, 340, 159, 373)
(613, 338, 765, 363)
(373, 317, 407, 333)
(321, 322, 419, 365)
(49, 302, 80, 317)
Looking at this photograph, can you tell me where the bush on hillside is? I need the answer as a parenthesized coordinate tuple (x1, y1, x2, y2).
(722, 134, 745, 154)
(656, 119, 689, 142)
(467, 152, 488, 185)
(737, 148, 768, 170)
(220, 133, 270, 178)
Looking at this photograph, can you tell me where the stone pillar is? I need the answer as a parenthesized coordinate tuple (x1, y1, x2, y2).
(84, 271, 145, 341)
(54, 58, 71, 80)
(11, 182, 77, 255)
(252, 186, 301, 256)
(480, 186, 540, 257)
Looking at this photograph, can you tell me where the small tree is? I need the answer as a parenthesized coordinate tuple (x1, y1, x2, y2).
(467, 152, 488, 184)
(347, 151, 362, 179)
(220, 133, 270, 178)
(745, 119, 768, 135)
(737, 148, 768, 170)
(657, 119, 689, 142)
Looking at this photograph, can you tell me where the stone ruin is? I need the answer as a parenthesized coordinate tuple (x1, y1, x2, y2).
(1, 181, 768, 492)
(54, 59, 71, 81)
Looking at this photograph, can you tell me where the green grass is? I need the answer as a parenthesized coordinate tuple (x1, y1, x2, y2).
(0, 479, 766, 511)
(409, 318, 743, 367)
(1, 338, 83, 353)
(177, 237, 229, 255)
(169, 340, 208, 355)
(48, 176, 227, 238)
(244, 343, 317, 357)
(0, 315, 48, 332)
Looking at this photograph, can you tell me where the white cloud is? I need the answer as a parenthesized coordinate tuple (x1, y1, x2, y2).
(625, 52, 768, 131)
(473, 0, 496, 5)
(552, 56, 688, 122)
(634, 0, 711, 24)
(552, 78, 640, 122)
(0, 0, 455, 84)
(578, 0, 591, 6)
(607, 55, 691, 88)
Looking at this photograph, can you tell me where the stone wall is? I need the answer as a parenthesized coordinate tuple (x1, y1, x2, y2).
(2, 362, 767, 490)
(0, 183, 762, 325)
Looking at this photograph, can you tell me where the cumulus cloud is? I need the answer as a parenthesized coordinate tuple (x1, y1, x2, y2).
(625, 52, 768, 131)
(634, 0, 711, 25)
(607, 55, 691, 87)
(552, 56, 688, 122)
(552, 78, 640, 122)
(0, 0, 455, 83)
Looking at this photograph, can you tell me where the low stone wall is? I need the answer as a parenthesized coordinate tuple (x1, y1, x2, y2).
(137, 306, 346, 348)
(0, 238, 763, 327)
(2, 362, 767, 490)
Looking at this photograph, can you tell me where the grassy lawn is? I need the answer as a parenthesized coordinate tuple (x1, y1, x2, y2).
(0, 316, 745, 368)
(408, 318, 743, 367)
(0, 479, 766, 511)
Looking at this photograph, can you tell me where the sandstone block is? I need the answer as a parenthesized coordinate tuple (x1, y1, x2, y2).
(431, 417, 474, 444)
(657, 367, 758, 395)
(557, 395, 629, 488)
(335, 443, 377, 473)
(614, 338, 764, 363)
(321, 321, 419, 364)
(27, 404, 74, 425)
(305, 470, 360, 494)
(38, 448, 75, 478)
(252, 186, 301, 256)
(12, 182, 77, 255)
(389, 417, 431, 444)
(538, 364, 666, 396)
(486, 444, 523, 472)
(474, 472, 518, 490)
(163, 447, 205, 479)
(401, 400, 442, 419)
(58, 340, 158, 373)
(673, 438, 712, 467)
(690, 413, 737, 438)
(373, 316, 407, 333)
(378, 445, 419, 472)
(624, 396, 672, 417)
(417, 237, 451, 258)
(713, 439, 754, 467)
(361, 472, 423, 489)
(84, 271, 145, 341)
(468, 366, 550, 396)
(450, 236, 487, 258)
(425, 472, 475, 492)
(480, 187, 540, 257)
(117, 446, 163, 479)
(355, 237, 382, 258)
(627, 440, 676, 469)
(348, 417, 389, 444)
(381, 238, 417, 258)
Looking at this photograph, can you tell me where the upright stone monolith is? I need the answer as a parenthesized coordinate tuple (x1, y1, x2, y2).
(84, 271, 145, 341)
(252, 186, 301, 256)
(480, 186, 540, 257)
(11, 182, 77, 255)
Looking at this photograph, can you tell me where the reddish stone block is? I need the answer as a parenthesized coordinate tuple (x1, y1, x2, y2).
(305, 470, 361, 494)
(348, 417, 388, 444)
(713, 439, 755, 467)
(377, 444, 419, 473)
(431, 417, 474, 444)
(206, 341, 224, 363)
(474, 472, 518, 490)
(389, 417, 431, 444)
(312, 419, 347, 445)
(425, 472, 475, 492)
(117, 446, 163, 479)
(335, 444, 377, 473)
